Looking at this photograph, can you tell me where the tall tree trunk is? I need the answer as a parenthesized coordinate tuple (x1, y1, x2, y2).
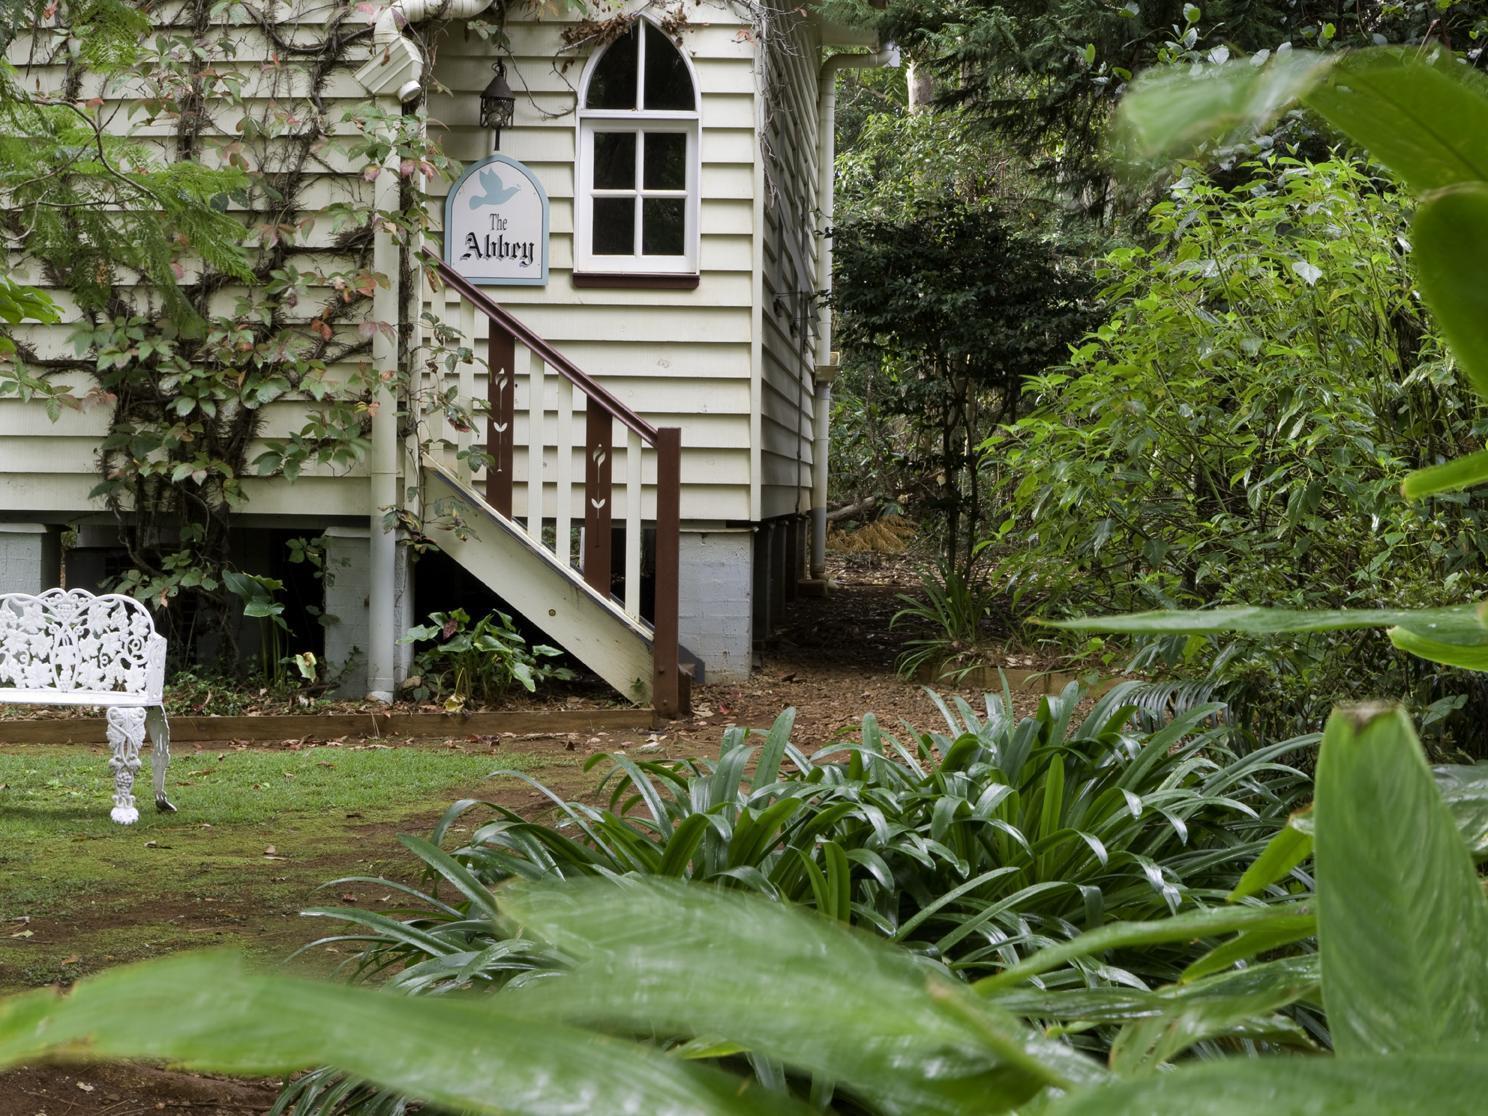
(907, 61, 935, 115)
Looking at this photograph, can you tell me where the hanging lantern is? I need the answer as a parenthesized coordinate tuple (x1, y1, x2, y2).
(480, 60, 516, 147)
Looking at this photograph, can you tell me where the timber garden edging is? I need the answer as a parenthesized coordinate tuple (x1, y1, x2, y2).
(0, 707, 659, 747)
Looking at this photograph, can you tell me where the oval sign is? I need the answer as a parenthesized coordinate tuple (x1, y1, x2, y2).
(444, 154, 549, 286)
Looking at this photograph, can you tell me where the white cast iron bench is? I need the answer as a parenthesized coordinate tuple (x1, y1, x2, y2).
(0, 588, 175, 824)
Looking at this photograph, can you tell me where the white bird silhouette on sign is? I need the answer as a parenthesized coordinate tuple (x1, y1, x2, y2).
(469, 168, 521, 209)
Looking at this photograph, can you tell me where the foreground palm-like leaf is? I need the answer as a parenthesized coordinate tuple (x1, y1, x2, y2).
(1313, 704, 1488, 1055)
(1046, 1055, 1488, 1115)
(324, 694, 1298, 1000)
(499, 876, 1109, 1113)
(2, 703, 1485, 1113)
(1048, 703, 1488, 1108)
(0, 951, 794, 1116)
(1117, 47, 1488, 200)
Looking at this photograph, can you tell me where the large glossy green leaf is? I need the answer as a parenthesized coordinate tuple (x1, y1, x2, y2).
(1314, 704, 1488, 1056)
(1387, 625, 1488, 670)
(1115, 50, 1336, 164)
(0, 951, 791, 1116)
(1301, 48, 1488, 195)
(1412, 183, 1488, 403)
(1224, 766, 1488, 916)
(1402, 449, 1488, 501)
(1435, 764, 1488, 858)
(994, 956, 1319, 1069)
(973, 904, 1312, 993)
(1047, 1054, 1488, 1115)
(1117, 47, 1488, 196)
(1108, 958, 1319, 1073)
(1047, 603, 1488, 639)
(499, 877, 1107, 1114)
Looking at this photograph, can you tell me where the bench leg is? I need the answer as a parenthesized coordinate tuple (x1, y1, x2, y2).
(145, 705, 176, 813)
(105, 706, 145, 825)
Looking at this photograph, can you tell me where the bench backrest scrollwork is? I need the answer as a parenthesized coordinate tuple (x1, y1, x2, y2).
(0, 589, 166, 703)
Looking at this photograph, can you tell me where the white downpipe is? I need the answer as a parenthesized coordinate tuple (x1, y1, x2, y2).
(361, 0, 494, 697)
(369, 0, 497, 101)
(811, 44, 899, 579)
(368, 131, 401, 703)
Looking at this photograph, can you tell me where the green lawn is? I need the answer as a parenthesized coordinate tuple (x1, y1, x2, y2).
(0, 743, 576, 990)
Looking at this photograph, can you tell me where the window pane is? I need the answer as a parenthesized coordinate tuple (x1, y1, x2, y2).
(641, 197, 685, 256)
(643, 23, 693, 110)
(593, 132, 636, 189)
(586, 27, 638, 109)
(593, 196, 635, 255)
(643, 132, 686, 190)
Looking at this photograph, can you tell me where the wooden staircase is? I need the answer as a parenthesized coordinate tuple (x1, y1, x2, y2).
(414, 255, 687, 717)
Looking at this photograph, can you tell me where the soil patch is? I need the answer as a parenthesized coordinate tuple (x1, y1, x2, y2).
(0, 556, 1058, 1112)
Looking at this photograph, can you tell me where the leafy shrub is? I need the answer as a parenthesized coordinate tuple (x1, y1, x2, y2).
(266, 684, 1304, 1111)
(890, 562, 999, 679)
(299, 683, 1304, 984)
(833, 194, 1095, 572)
(990, 155, 1488, 738)
(14, 705, 1488, 1115)
(399, 608, 573, 709)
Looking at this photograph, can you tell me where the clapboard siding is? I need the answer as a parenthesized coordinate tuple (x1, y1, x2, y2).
(1, 0, 375, 519)
(426, 0, 764, 525)
(759, 12, 820, 519)
(3, 0, 836, 532)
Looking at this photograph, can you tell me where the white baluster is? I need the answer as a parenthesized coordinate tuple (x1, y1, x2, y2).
(555, 378, 574, 569)
(457, 298, 477, 485)
(624, 428, 643, 619)
(438, 285, 461, 467)
(526, 348, 545, 543)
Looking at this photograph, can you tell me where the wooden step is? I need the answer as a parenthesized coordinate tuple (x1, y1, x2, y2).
(420, 457, 656, 706)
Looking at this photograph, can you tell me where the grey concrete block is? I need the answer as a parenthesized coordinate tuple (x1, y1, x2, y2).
(678, 528, 753, 683)
(0, 524, 60, 596)
(322, 526, 370, 696)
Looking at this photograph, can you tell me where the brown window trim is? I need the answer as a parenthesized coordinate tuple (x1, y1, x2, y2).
(572, 271, 700, 290)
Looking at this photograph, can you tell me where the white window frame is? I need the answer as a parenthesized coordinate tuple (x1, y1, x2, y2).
(575, 19, 701, 276)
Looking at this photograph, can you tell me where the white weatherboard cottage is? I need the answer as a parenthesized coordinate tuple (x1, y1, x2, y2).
(0, 1, 895, 713)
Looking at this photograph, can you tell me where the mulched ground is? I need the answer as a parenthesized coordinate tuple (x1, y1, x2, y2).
(0, 552, 1052, 1115)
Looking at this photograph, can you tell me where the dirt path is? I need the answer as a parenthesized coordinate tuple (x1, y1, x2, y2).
(0, 557, 1045, 1114)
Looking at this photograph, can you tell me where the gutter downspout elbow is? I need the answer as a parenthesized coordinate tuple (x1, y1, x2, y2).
(810, 43, 899, 580)
(363, 0, 498, 102)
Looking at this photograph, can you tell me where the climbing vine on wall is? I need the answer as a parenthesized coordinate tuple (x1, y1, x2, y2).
(0, 0, 479, 662)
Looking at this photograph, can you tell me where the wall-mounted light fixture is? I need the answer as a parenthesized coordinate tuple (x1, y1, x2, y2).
(480, 60, 516, 148)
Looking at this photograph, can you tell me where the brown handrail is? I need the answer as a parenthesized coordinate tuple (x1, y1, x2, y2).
(422, 250, 684, 719)
(425, 251, 660, 443)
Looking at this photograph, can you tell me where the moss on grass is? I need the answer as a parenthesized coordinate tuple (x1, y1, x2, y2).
(0, 744, 577, 989)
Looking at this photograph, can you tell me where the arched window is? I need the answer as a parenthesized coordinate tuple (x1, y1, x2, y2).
(575, 20, 699, 276)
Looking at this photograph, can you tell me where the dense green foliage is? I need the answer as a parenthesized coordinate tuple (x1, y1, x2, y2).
(269, 685, 1306, 1112)
(6, 704, 1488, 1113)
(990, 155, 1488, 736)
(399, 609, 574, 709)
(1045, 47, 1488, 749)
(832, 199, 1092, 569)
(829, 105, 1096, 569)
